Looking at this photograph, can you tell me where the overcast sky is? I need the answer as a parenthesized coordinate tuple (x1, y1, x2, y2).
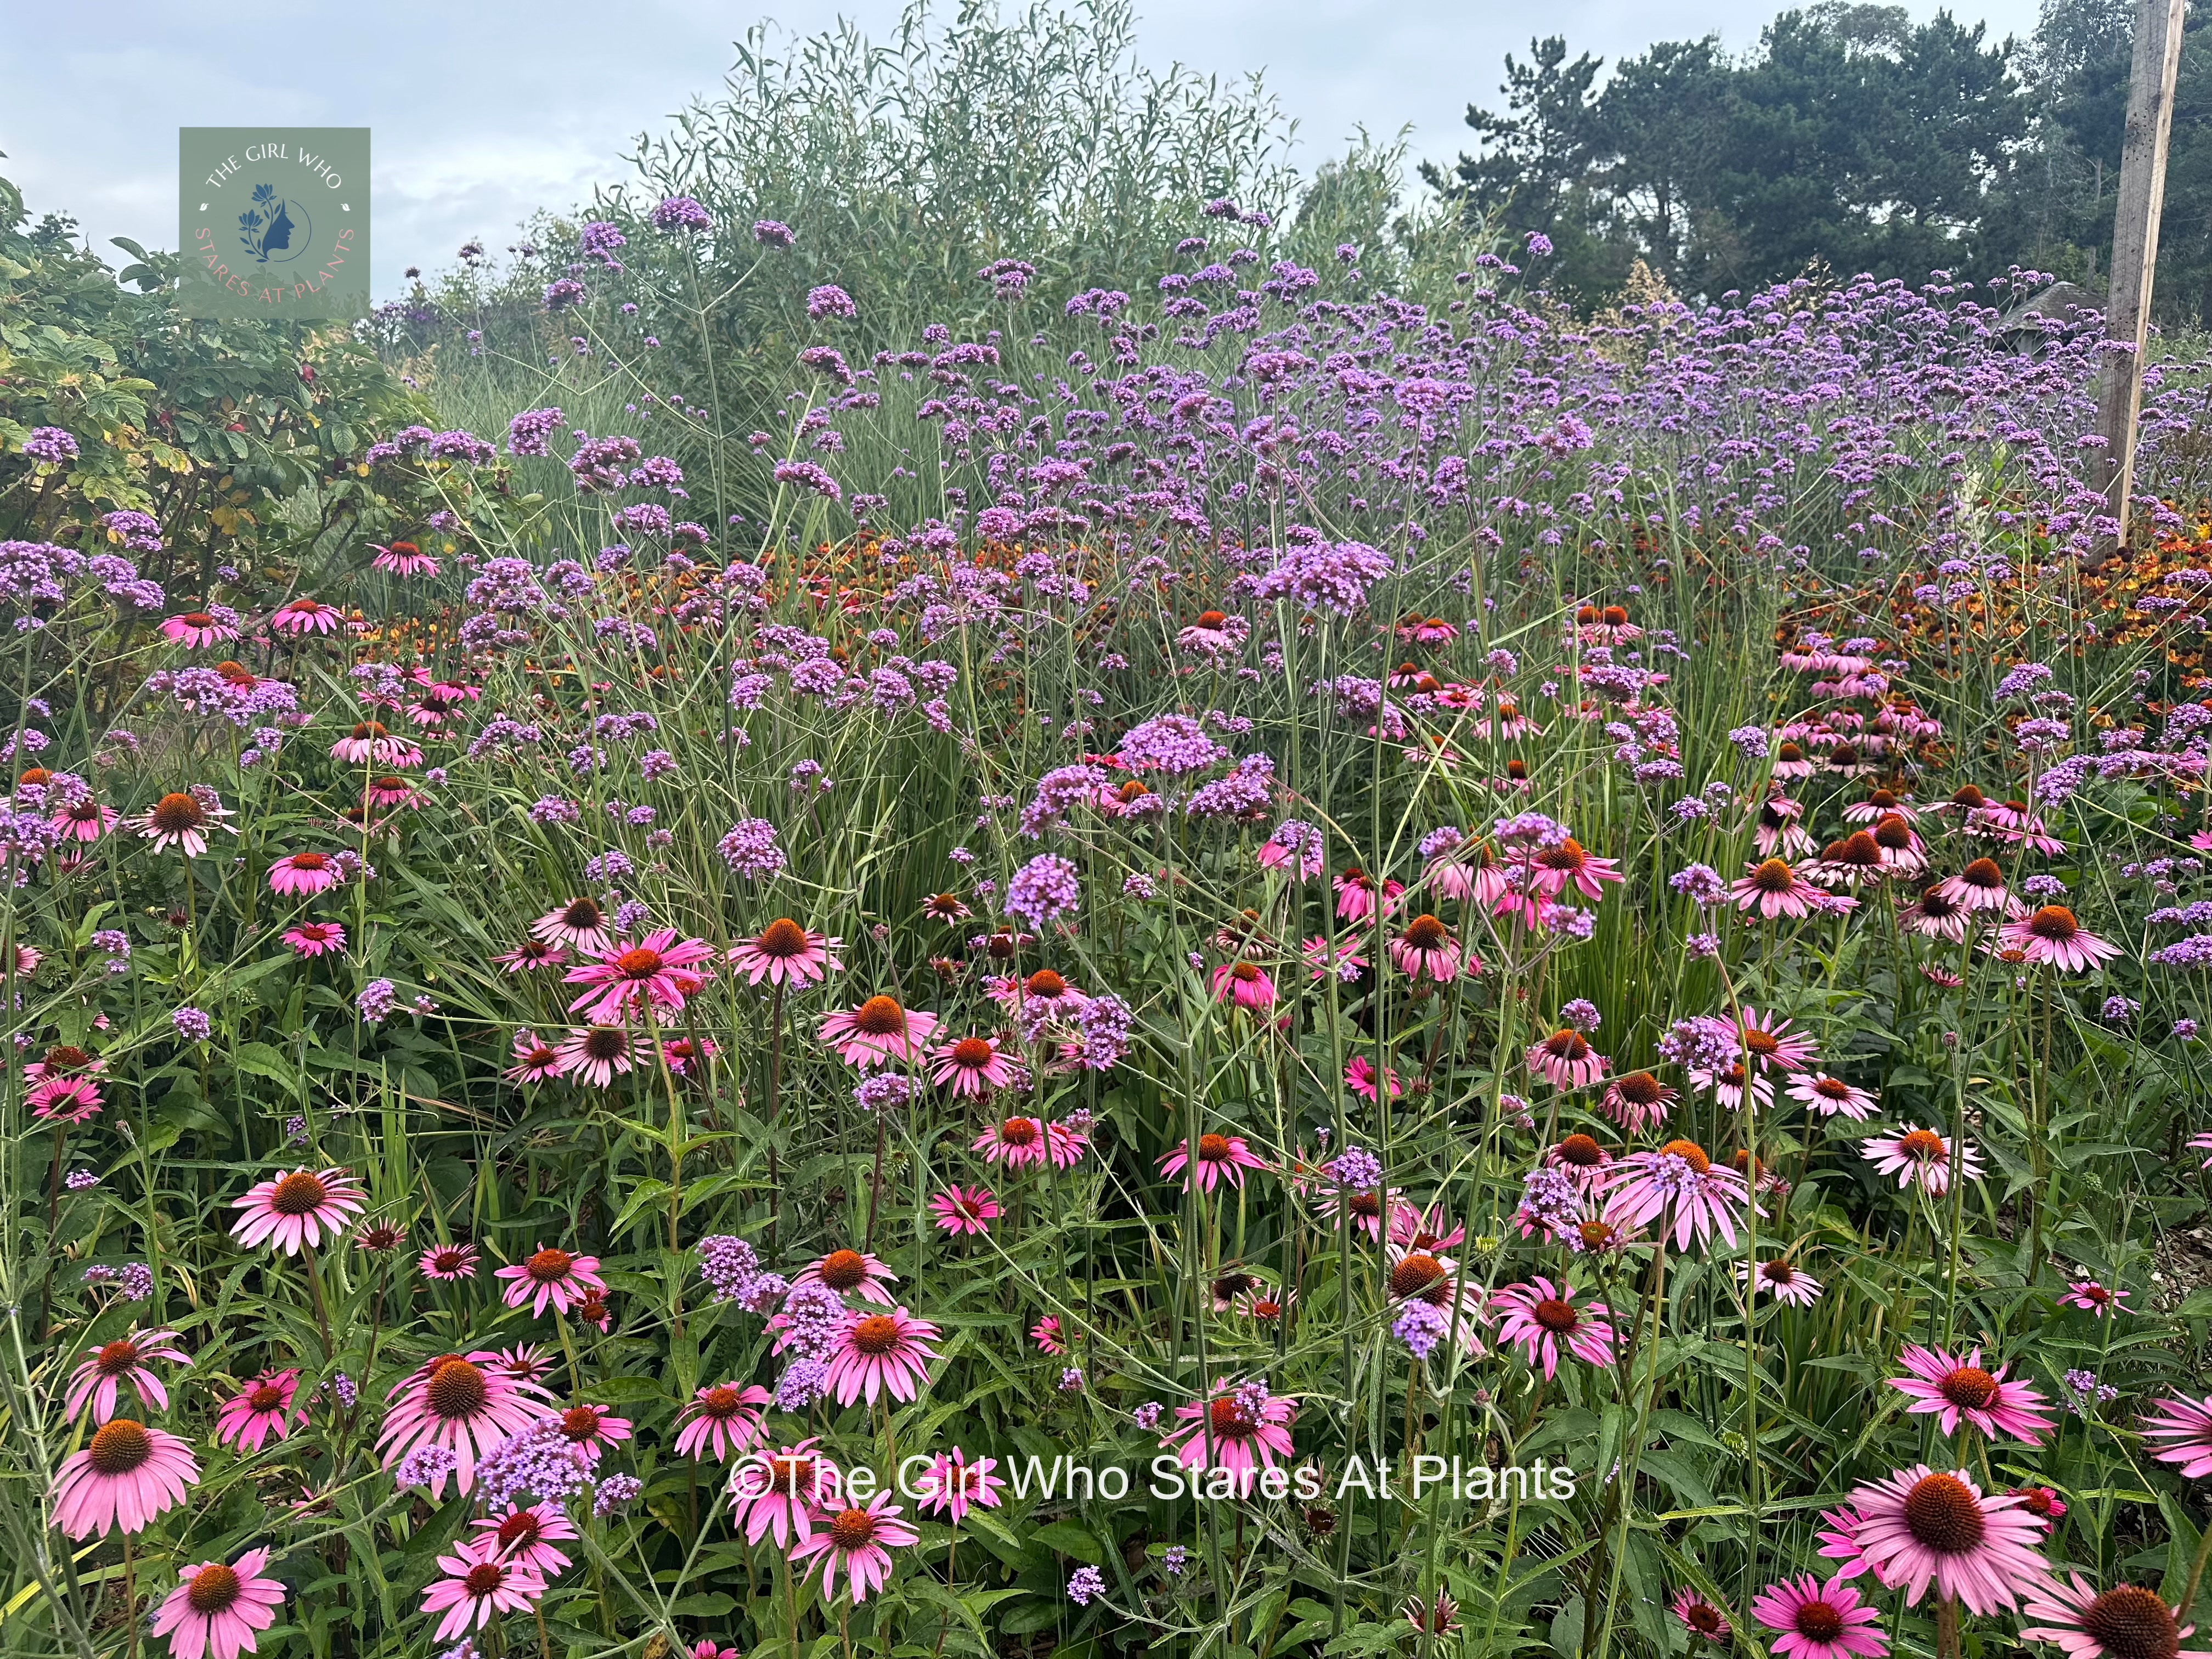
(3, 0, 2043, 300)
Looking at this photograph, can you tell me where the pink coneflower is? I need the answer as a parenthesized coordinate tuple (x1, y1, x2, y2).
(1999, 906, 2120, 972)
(283, 922, 346, 958)
(973, 1115, 1081, 1169)
(1345, 1054, 1402, 1102)
(554, 1403, 633, 1463)
(1598, 1141, 1756, 1250)
(2060, 1280, 2129, 1317)
(1732, 1008, 1816, 1073)
(1890, 1345, 2056, 1443)
(918, 1447, 1005, 1525)
(50, 1418, 199, 1537)
(1333, 866, 1403, 924)
(1733, 857, 1819, 919)
(26, 1045, 105, 1122)
(729, 1441, 841, 1545)
(127, 791, 234, 856)
(1754, 795, 1814, 857)
(532, 898, 614, 955)
(675, 1382, 772, 1461)
(1670, 1588, 1731, 1645)
(1869, 813, 1927, 872)
(161, 611, 239, 648)
(1898, 887, 1970, 941)
(471, 1503, 577, 1575)
(1788, 1073, 1878, 1120)
(1836, 1465, 2051, 1612)
(1599, 1070, 1675, 1134)
(1547, 1133, 1613, 1190)
(819, 995, 940, 1066)
(50, 796, 116, 842)
(149, 1548, 287, 1659)
(1301, 934, 1370, 983)
(555, 1025, 636, 1087)
(791, 1491, 920, 1605)
(370, 540, 439, 578)
(495, 1345, 556, 1385)
(1160, 1131, 1271, 1193)
(565, 930, 714, 1022)
(267, 851, 343, 896)
(1212, 959, 1280, 1008)
(1527, 1029, 1609, 1091)
(2141, 1393, 2212, 1477)
(375, 1351, 556, 1497)
(329, 723, 417, 766)
(420, 1539, 545, 1640)
(1492, 1278, 1616, 1377)
(495, 1245, 607, 1317)
(1030, 1316, 1068, 1353)
(1812, 831, 1889, 889)
(1748, 1575, 1888, 1659)
(1863, 1127, 1982, 1195)
(2014, 1486, 2069, 1522)
(2021, 1573, 2208, 1659)
(1932, 857, 2023, 916)
(231, 1167, 366, 1255)
(730, 918, 842, 986)
(795, 1248, 900, 1306)
(270, 596, 343, 635)
(1745, 1257, 1823, 1306)
(503, 1028, 566, 1084)
(1527, 837, 1624, 902)
(827, 1307, 941, 1405)
(495, 940, 567, 973)
(931, 1032, 1019, 1097)
(930, 1186, 1000, 1235)
(214, 1369, 306, 1452)
(419, 1242, 479, 1280)
(1846, 787, 1920, 825)
(1389, 1201, 1468, 1255)
(1390, 914, 1468, 982)
(67, 1327, 188, 1423)
(360, 775, 420, 811)
(1161, 1381, 1298, 1478)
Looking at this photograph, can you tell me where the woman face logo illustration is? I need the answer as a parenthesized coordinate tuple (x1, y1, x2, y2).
(238, 183, 312, 264)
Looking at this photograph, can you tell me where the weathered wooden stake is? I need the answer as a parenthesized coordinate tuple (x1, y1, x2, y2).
(2095, 0, 2188, 557)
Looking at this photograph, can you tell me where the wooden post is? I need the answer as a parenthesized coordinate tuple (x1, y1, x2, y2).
(2096, 0, 2188, 557)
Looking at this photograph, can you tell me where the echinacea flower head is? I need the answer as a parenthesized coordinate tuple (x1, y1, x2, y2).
(2060, 1280, 2129, 1317)
(1527, 1029, 1609, 1090)
(973, 1114, 1087, 1168)
(127, 791, 235, 857)
(795, 1248, 900, 1305)
(495, 940, 567, 973)
(283, 921, 346, 958)
(1491, 1278, 1616, 1376)
(1862, 1127, 1982, 1195)
(49, 1418, 199, 1537)
(1933, 857, 2022, 915)
(1211, 960, 1279, 1008)
(1597, 1141, 1755, 1250)
(1732, 857, 1819, 919)
(1838, 1465, 2051, 1612)
(493, 1245, 607, 1317)
(1788, 1073, 1878, 1120)
(730, 918, 842, 986)
(819, 995, 939, 1066)
(470, 1502, 578, 1576)
(267, 851, 343, 896)
(1526, 837, 1624, 901)
(2021, 1572, 2210, 1659)
(674, 1382, 771, 1461)
(1889, 1345, 2055, 1443)
(826, 1307, 940, 1406)
(375, 1351, 556, 1497)
(270, 596, 343, 635)
(2141, 1393, 2212, 1478)
(419, 1242, 479, 1280)
(1748, 1574, 1888, 1659)
(553, 1403, 632, 1463)
(1599, 1070, 1675, 1133)
(729, 1440, 841, 1546)
(231, 1167, 367, 1255)
(929, 1186, 1000, 1235)
(149, 1548, 286, 1659)
(563, 930, 715, 1022)
(419, 1539, 545, 1641)
(1389, 914, 1468, 982)
(1161, 1380, 1297, 1479)
(555, 1025, 636, 1087)
(66, 1327, 189, 1423)
(917, 1447, 1005, 1524)
(531, 898, 614, 956)
(215, 1370, 307, 1452)
(371, 540, 439, 578)
(1999, 906, 2120, 972)
(1744, 1258, 1822, 1306)
(1671, 1588, 1730, 1644)
(161, 610, 240, 648)
(1159, 1131, 1271, 1192)
(930, 1032, 1019, 1097)
(788, 1491, 920, 1604)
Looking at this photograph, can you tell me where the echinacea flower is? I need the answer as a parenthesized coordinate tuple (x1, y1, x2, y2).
(1211, 960, 1279, 1008)
(1748, 1574, 1888, 1659)
(1390, 914, 1470, 982)
(819, 995, 939, 1066)
(419, 1242, 479, 1280)
(1491, 1278, 1616, 1377)
(826, 1307, 940, 1405)
(1670, 1588, 1731, 1645)
(283, 922, 346, 958)
(1159, 1131, 1271, 1193)
(2059, 1280, 2129, 1317)
(1161, 1381, 1297, 1479)
(26, 1045, 105, 1122)
(789, 1491, 919, 1604)
(553, 1403, 633, 1463)
(1525, 837, 1624, 902)
(1889, 1345, 2056, 1443)
(1998, 907, 2120, 972)
(1743, 1259, 1822, 1306)
(215, 1370, 307, 1452)
(1405, 1592, 1460, 1638)
(1932, 857, 2023, 916)
(67, 1327, 189, 1423)
(149, 1548, 286, 1659)
(972, 1115, 1079, 1169)
(1345, 1054, 1402, 1101)
(1527, 1029, 1609, 1090)
(1333, 866, 1403, 923)
(1863, 1127, 1982, 1195)
(555, 1025, 636, 1087)
(494, 1245, 607, 1317)
(50, 1418, 199, 1537)
(675, 1382, 772, 1461)
(419, 1539, 545, 1641)
(1898, 888, 1971, 940)
(375, 1351, 556, 1497)
(532, 898, 614, 956)
(506, 1029, 567, 1084)
(1599, 1070, 1675, 1133)
(230, 1167, 367, 1255)
(929, 1186, 1000, 1235)
(329, 723, 416, 766)
(729, 918, 842, 986)
(1598, 1141, 1756, 1250)
(563, 930, 715, 1022)
(930, 1032, 1019, 1097)
(795, 1248, 900, 1306)
(50, 797, 116, 842)
(161, 611, 239, 648)
(916, 1447, 1005, 1525)
(1731, 858, 1819, 919)
(1788, 1073, 1878, 1120)
(2020, 1573, 2209, 1659)
(1730, 1007, 1816, 1073)
(371, 540, 440, 578)
(267, 851, 344, 896)
(471, 1503, 577, 1576)
(126, 791, 235, 857)
(2140, 1393, 2212, 1478)
(729, 1440, 842, 1545)
(495, 940, 567, 973)
(270, 596, 343, 635)
(1831, 1465, 2051, 1612)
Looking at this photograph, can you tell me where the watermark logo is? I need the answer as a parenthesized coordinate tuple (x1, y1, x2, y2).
(178, 128, 369, 319)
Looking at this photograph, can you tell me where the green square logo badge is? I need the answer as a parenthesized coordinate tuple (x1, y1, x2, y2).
(179, 128, 370, 319)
